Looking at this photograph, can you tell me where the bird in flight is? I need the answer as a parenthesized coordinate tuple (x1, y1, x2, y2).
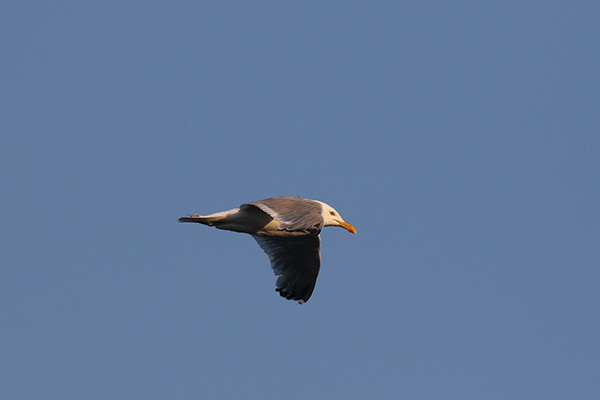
(179, 196, 356, 303)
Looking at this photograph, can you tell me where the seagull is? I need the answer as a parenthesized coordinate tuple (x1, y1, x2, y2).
(179, 196, 356, 303)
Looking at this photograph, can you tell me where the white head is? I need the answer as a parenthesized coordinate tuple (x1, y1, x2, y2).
(316, 200, 357, 234)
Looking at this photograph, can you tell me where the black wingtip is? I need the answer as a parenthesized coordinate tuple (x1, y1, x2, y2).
(276, 287, 309, 304)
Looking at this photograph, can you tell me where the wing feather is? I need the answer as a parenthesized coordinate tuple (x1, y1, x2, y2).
(244, 197, 323, 234)
(252, 235, 321, 303)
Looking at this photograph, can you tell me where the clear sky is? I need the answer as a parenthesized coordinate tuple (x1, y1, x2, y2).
(2, 1, 599, 399)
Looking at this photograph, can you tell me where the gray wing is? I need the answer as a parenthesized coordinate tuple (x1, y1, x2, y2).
(245, 197, 324, 234)
(252, 234, 321, 303)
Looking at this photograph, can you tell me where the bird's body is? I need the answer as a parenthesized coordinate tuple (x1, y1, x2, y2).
(179, 196, 356, 303)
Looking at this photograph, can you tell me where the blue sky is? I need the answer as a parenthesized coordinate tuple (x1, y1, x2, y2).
(2, 1, 599, 399)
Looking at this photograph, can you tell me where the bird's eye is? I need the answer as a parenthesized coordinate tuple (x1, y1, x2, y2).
(330, 211, 336, 216)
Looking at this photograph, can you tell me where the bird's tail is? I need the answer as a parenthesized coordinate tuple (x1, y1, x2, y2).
(178, 215, 210, 223)
(178, 208, 241, 226)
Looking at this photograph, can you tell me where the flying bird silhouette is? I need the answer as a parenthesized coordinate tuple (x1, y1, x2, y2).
(179, 196, 356, 303)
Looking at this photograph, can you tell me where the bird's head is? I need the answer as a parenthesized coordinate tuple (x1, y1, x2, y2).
(318, 201, 356, 234)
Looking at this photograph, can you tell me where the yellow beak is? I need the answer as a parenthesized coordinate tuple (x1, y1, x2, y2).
(339, 220, 357, 234)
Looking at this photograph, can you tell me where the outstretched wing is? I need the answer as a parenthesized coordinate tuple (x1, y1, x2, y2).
(244, 197, 324, 234)
(252, 235, 321, 303)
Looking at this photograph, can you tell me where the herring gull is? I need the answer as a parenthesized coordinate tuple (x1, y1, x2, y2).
(178, 196, 356, 303)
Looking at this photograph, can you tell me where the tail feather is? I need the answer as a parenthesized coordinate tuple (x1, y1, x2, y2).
(178, 208, 241, 226)
(178, 215, 211, 224)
